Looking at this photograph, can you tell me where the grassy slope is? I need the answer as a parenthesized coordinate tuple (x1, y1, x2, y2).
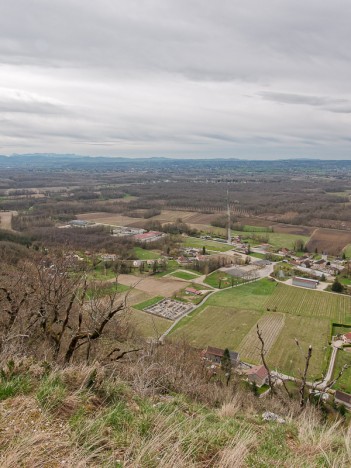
(0, 366, 347, 467)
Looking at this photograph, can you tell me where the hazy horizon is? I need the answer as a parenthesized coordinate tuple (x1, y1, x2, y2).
(1, 1, 351, 160)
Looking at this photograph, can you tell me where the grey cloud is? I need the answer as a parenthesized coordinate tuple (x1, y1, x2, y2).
(258, 92, 347, 107)
(1, 0, 351, 158)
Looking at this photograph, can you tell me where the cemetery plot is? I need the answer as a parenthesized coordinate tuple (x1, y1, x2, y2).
(144, 298, 194, 320)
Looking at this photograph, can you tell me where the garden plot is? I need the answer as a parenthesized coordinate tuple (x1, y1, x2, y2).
(145, 298, 194, 320)
(238, 313, 285, 364)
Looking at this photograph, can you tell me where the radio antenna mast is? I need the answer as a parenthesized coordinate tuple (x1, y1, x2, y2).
(227, 189, 231, 245)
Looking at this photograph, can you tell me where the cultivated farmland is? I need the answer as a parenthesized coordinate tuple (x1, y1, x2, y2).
(265, 283, 351, 322)
(306, 228, 351, 256)
(171, 306, 261, 351)
(267, 315, 331, 379)
(239, 313, 285, 364)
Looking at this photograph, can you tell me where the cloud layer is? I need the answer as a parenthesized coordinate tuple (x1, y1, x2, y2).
(1, 0, 351, 158)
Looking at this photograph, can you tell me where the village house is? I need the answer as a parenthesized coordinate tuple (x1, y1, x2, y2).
(185, 287, 202, 296)
(202, 346, 240, 368)
(342, 332, 351, 344)
(245, 365, 269, 387)
(335, 390, 351, 410)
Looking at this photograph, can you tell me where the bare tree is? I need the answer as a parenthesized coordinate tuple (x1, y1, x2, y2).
(295, 339, 312, 408)
(256, 324, 275, 395)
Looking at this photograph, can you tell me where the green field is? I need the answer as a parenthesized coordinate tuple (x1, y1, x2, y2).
(265, 283, 351, 322)
(133, 247, 161, 260)
(171, 278, 351, 378)
(171, 305, 261, 350)
(129, 309, 170, 338)
(169, 270, 201, 281)
(205, 278, 277, 309)
(133, 296, 164, 311)
(204, 270, 247, 289)
(183, 237, 233, 252)
(267, 315, 331, 379)
(332, 350, 351, 394)
(232, 230, 310, 250)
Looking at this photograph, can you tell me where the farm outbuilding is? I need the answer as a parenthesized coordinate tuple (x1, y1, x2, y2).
(202, 346, 240, 367)
(292, 276, 319, 289)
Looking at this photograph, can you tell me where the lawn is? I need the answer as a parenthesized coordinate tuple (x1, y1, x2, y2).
(265, 283, 351, 322)
(171, 305, 261, 351)
(169, 270, 201, 281)
(332, 349, 351, 394)
(133, 247, 161, 260)
(129, 309, 170, 338)
(133, 296, 164, 311)
(205, 278, 277, 310)
(183, 237, 233, 252)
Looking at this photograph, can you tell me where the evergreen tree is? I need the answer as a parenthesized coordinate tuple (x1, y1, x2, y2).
(221, 348, 232, 386)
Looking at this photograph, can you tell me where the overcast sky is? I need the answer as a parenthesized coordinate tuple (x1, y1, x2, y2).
(1, 0, 351, 159)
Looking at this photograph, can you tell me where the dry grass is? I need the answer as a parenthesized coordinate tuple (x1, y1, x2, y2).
(1, 349, 351, 467)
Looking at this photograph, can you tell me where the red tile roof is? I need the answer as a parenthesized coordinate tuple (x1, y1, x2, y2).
(133, 231, 162, 240)
(246, 365, 268, 379)
(343, 332, 351, 340)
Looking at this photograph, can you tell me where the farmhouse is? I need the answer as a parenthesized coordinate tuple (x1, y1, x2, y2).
(245, 365, 269, 387)
(201, 346, 240, 367)
(133, 231, 164, 243)
(342, 332, 351, 344)
(292, 276, 319, 289)
(335, 390, 351, 410)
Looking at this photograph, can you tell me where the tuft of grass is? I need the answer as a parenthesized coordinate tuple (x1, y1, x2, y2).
(0, 375, 32, 401)
(36, 375, 67, 411)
